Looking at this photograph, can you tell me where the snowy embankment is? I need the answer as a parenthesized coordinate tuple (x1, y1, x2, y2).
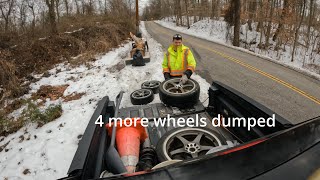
(0, 22, 210, 180)
(155, 18, 320, 80)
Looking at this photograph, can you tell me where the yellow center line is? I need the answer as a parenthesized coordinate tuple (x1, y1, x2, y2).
(149, 22, 320, 105)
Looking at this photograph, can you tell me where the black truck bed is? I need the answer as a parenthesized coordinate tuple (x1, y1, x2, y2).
(60, 81, 317, 180)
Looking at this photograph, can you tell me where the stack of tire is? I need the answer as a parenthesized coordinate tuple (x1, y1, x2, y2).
(130, 78, 200, 108)
(158, 78, 200, 108)
(130, 80, 160, 105)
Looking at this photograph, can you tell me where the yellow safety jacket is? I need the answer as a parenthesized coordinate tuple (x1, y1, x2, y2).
(162, 44, 196, 76)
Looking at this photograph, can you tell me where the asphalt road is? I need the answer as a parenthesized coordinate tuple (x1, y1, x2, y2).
(145, 21, 320, 124)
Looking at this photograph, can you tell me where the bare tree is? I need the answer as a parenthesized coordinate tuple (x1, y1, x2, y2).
(45, 0, 58, 34)
(291, 0, 306, 62)
(19, 0, 27, 32)
(306, 0, 315, 46)
(75, 0, 80, 14)
(55, 0, 60, 22)
(64, 0, 69, 16)
(0, 0, 15, 32)
(185, 0, 190, 28)
(273, 0, 289, 41)
(27, 0, 36, 34)
(265, 0, 275, 48)
(104, 0, 108, 14)
(233, 0, 241, 46)
(174, 0, 182, 25)
(247, 0, 257, 31)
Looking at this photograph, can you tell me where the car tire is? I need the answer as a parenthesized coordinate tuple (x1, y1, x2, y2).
(156, 127, 227, 162)
(141, 80, 161, 94)
(130, 89, 154, 105)
(159, 78, 200, 108)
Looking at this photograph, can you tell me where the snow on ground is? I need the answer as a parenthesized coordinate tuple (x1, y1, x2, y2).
(0, 21, 210, 180)
(156, 17, 320, 80)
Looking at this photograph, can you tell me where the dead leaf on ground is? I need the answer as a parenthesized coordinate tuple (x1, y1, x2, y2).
(64, 92, 86, 102)
(32, 85, 69, 101)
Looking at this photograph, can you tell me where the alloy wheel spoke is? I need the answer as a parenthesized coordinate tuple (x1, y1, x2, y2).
(200, 146, 215, 151)
(180, 87, 185, 93)
(169, 82, 177, 87)
(167, 87, 177, 91)
(169, 148, 185, 156)
(193, 133, 203, 144)
(176, 135, 190, 145)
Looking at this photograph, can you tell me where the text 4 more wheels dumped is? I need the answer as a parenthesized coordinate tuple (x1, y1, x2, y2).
(159, 78, 200, 108)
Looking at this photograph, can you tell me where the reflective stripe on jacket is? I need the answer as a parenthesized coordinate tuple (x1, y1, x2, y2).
(162, 44, 196, 76)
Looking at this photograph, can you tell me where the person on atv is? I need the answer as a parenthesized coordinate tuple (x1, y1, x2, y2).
(129, 32, 148, 57)
(162, 34, 196, 84)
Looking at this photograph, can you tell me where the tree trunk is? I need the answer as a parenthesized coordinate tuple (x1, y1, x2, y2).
(256, 0, 264, 32)
(19, 1, 27, 32)
(185, 0, 190, 28)
(27, 3, 36, 36)
(211, 0, 216, 19)
(45, 0, 58, 35)
(178, 0, 182, 25)
(216, 0, 220, 19)
(248, 0, 257, 31)
(273, 0, 289, 41)
(233, 0, 241, 47)
(75, 0, 80, 14)
(291, 0, 306, 62)
(306, 0, 314, 47)
(0, 0, 14, 32)
(265, 0, 275, 48)
(55, 0, 60, 22)
(64, 0, 69, 15)
(104, 0, 108, 14)
(174, 0, 179, 25)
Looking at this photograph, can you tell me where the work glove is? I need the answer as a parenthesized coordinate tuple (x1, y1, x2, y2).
(180, 74, 188, 84)
(184, 69, 193, 79)
(164, 72, 171, 80)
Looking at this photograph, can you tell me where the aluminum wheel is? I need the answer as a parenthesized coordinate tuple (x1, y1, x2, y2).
(141, 80, 161, 93)
(163, 78, 196, 95)
(159, 78, 200, 108)
(132, 89, 152, 99)
(160, 128, 224, 161)
(142, 81, 161, 89)
(130, 89, 154, 105)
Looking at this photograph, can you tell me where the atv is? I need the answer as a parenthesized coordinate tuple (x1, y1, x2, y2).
(124, 39, 150, 66)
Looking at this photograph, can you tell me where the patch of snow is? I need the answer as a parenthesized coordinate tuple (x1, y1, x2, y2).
(64, 28, 84, 34)
(0, 21, 211, 180)
(7, 105, 27, 121)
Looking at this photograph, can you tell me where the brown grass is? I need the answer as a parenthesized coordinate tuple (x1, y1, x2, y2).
(0, 110, 24, 137)
(0, 14, 135, 103)
(0, 100, 63, 137)
(0, 60, 20, 99)
(0, 15, 134, 137)
(3, 99, 25, 115)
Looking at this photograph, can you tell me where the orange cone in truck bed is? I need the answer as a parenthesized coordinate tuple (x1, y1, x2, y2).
(106, 119, 148, 173)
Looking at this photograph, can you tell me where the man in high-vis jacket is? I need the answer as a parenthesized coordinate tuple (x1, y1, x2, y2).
(162, 34, 196, 84)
